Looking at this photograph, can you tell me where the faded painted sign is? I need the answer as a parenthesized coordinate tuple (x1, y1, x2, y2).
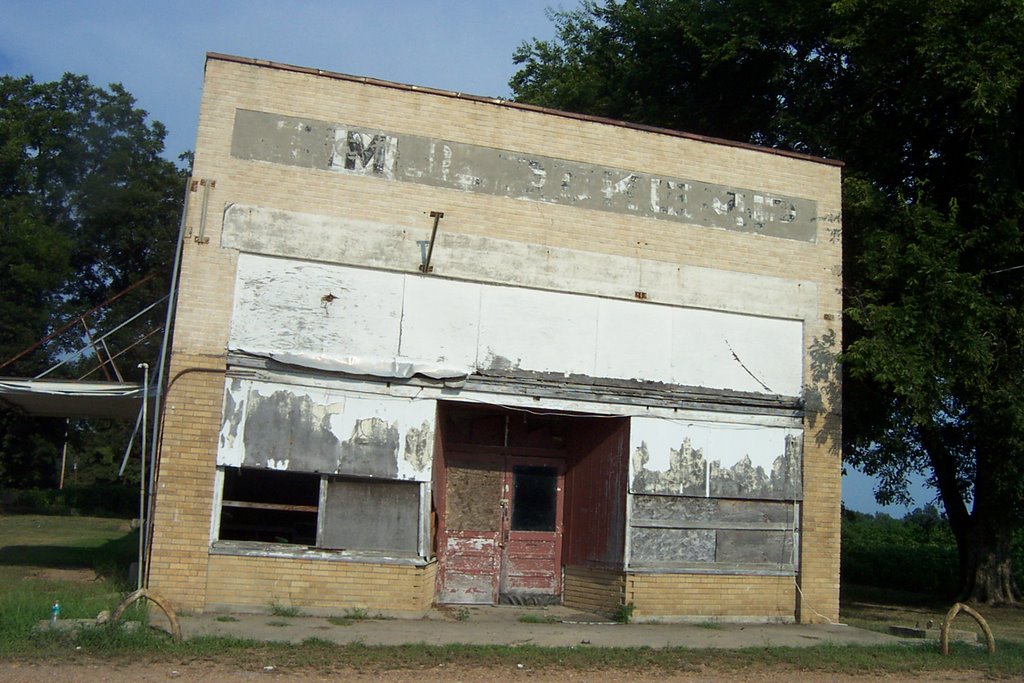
(629, 416, 802, 500)
(230, 253, 804, 396)
(230, 109, 818, 242)
(217, 377, 435, 481)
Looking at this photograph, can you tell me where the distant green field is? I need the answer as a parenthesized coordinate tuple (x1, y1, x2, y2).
(0, 514, 136, 569)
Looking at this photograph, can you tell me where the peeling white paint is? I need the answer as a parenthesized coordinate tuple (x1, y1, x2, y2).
(216, 377, 436, 481)
(630, 416, 800, 473)
(230, 253, 803, 395)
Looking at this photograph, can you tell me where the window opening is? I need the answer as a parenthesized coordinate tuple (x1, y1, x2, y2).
(511, 465, 557, 532)
(219, 467, 319, 545)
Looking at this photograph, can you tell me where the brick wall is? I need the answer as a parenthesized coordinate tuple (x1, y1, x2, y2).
(563, 567, 626, 616)
(206, 555, 437, 614)
(627, 573, 797, 622)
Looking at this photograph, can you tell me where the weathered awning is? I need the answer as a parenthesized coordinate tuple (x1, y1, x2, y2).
(0, 378, 152, 420)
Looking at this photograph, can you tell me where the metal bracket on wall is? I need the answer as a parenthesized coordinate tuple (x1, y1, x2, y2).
(190, 178, 216, 244)
(419, 211, 444, 273)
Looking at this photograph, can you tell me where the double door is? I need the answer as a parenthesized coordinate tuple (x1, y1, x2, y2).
(440, 453, 564, 604)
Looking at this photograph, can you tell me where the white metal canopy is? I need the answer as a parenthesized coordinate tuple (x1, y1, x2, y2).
(0, 378, 151, 420)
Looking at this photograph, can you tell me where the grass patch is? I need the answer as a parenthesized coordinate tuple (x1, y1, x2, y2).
(7, 639, 1021, 677)
(215, 615, 239, 623)
(0, 514, 138, 657)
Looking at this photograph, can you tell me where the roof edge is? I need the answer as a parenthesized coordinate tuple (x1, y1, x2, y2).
(205, 52, 843, 169)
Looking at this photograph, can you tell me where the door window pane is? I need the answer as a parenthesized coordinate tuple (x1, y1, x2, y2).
(511, 465, 557, 532)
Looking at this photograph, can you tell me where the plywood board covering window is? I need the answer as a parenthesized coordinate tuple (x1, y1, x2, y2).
(321, 478, 419, 552)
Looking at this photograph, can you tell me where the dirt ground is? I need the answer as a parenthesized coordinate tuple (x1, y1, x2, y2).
(0, 661, 994, 682)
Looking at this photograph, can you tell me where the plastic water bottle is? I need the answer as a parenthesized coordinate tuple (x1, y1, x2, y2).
(50, 601, 60, 627)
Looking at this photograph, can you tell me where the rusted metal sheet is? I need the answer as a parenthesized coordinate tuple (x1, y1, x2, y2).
(230, 109, 818, 242)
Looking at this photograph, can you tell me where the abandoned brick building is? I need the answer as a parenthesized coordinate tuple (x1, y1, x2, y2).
(147, 53, 843, 622)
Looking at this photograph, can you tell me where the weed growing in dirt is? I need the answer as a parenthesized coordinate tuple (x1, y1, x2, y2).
(270, 603, 301, 618)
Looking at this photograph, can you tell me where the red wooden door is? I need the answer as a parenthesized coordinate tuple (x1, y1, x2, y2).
(439, 456, 503, 603)
(499, 459, 565, 603)
(440, 454, 565, 604)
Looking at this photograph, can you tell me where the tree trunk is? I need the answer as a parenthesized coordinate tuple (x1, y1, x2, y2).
(922, 426, 1020, 605)
(957, 517, 1020, 605)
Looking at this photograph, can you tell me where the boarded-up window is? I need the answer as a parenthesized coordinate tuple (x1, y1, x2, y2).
(628, 495, 798, 572)
(321, 478, 419, 553)
(217, 467, 421, 556)
(445, 461, 502, 531)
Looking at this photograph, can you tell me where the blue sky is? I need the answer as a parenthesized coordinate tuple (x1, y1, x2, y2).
(1, 1, 932, 516)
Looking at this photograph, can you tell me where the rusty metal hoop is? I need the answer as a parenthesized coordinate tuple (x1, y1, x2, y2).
(110, 588, 181, 641)
(940, 602, 994, 656)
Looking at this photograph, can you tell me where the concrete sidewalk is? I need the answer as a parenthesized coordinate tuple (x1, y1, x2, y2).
(177, 605, 908, 649)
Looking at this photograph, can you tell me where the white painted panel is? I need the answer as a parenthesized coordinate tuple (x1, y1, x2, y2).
(672, 309, 802, 396)
(229, 254, 803, 396)
(399, 275, 480, 368)
(231, 255, 403, 360)
(216, 377, 436, 481)
(595, 298, 673, 381)
(477, 285, 599, 374)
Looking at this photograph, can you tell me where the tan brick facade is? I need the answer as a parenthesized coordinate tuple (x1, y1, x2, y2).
(147, 54, 842, 621)
(206, 556, 436, 614)
(627, 573, 798, 622)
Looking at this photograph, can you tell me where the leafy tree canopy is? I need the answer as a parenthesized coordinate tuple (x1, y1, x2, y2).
(512, 0, 1024, 603)
(0, 73, 184, 487)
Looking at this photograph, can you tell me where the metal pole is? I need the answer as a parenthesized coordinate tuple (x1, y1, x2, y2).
(137, 362, 149, 591)
(58, 419, 69, 490)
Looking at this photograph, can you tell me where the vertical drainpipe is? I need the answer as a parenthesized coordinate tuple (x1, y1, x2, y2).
(137, 362, 149, 591)
(142, 176, 192, 587)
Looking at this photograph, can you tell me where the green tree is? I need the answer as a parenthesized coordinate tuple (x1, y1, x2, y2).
(0, 74, 183, 487)
(512, 0, 1024, 603)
